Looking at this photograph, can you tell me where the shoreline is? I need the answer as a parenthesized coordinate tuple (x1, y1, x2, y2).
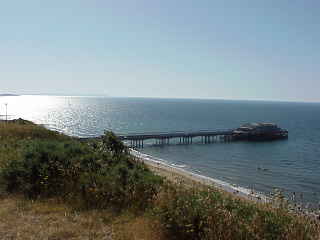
(131, 148, 320, 219)
(130, 148, 270, 204)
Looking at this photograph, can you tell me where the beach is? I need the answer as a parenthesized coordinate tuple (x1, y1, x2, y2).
(130, 149, 269, 204)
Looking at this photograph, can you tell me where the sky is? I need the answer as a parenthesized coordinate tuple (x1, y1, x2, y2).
(1, 0, 320, 101)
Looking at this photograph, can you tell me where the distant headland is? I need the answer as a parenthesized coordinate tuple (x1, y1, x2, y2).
(0, 94, 19, 97)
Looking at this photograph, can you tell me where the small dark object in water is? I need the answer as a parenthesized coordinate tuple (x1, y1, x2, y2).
(257, 167, 269, 171)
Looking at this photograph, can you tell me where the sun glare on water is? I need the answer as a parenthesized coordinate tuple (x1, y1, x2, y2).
(0, 95, 64, 123)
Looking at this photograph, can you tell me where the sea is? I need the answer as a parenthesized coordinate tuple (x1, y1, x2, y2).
(1, 95, 319, 208)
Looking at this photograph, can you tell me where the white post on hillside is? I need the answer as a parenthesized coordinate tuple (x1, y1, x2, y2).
(4, 103, 8, 122)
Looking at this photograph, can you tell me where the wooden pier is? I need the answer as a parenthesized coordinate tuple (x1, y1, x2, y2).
(118, 130, 234, 148)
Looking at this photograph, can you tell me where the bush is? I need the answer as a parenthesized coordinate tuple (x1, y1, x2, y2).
(0, 133, 163, 212)
(1, 140, 92, 197)
(80, 156, 163, 211)
(102, 131, 127, 156)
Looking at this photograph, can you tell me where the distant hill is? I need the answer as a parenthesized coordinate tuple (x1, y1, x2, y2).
(0, 94, 19, 97)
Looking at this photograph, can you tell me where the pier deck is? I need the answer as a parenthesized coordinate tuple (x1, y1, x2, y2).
(118, 130, 234, 148)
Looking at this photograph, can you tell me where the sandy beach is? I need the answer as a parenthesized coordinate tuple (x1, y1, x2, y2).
(130, 149, 269, 204)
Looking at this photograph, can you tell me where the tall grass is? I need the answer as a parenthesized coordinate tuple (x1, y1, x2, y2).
(154, 182, 319, 239)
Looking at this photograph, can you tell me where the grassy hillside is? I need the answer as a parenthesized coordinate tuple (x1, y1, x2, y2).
(0, 120, 319, 240)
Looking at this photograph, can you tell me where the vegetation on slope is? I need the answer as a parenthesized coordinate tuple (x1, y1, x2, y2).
(0, 120, 319, 240)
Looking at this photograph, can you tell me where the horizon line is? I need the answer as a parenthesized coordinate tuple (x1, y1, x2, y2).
(2, 93, 320, 104)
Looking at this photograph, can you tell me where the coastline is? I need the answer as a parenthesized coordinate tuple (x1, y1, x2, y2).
(130, 148, 270, 204)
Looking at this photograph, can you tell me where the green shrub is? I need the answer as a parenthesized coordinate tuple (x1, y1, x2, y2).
(79, 154, 163, 211)
(0, 133, 163, 212)
(102, 131, 127, 156)
(1, 140, 92, 197)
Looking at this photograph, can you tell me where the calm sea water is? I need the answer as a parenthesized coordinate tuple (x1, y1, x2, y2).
(1, 96, 320, 206)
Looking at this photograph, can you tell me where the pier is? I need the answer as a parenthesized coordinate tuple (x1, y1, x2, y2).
(117, 123, 288, 148)
(78, 123, 287, 148)
(118, 130, 234, 148)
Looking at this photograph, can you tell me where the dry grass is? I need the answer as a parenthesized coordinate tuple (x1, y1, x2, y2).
(0, 195, 168, 240)
(113, 215, 167, 240)
(0, 195, 113, 240)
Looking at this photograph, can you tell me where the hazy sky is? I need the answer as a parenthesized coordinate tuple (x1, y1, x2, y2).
(1, 1, 319, 101)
